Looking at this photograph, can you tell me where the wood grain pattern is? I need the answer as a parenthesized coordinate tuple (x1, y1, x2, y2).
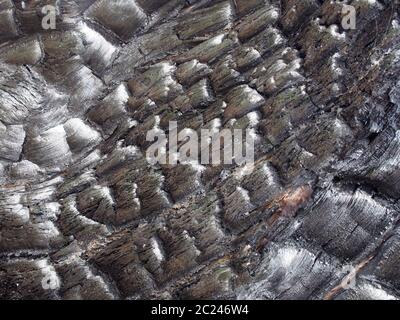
(0, 0, 399, 300)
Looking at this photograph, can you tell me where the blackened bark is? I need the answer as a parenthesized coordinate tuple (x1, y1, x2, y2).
(0, 0, 400, 300)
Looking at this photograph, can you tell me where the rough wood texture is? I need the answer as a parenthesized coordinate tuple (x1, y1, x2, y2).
(0, 0, 400, 300)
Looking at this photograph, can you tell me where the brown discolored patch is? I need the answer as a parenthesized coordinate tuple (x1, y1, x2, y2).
(266, 185, 314, 227)
(323, 255, 374, 300)
(255, 185, 313, 252)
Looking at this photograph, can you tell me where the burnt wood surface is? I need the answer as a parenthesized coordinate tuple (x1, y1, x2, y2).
(0, 0, 400, 300)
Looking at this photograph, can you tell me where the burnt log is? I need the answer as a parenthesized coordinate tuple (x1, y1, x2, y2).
(0, 0, 400, 300)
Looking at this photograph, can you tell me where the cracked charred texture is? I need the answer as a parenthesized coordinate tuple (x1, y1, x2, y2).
(0, 0, 400, 301)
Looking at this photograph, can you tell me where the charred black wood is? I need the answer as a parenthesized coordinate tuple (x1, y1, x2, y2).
(0, 0, 400, 300)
